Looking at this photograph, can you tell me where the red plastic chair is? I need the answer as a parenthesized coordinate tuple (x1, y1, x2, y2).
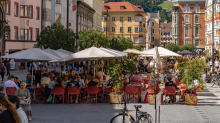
(53, 87, 65, 104)
(67, 86, 81, 104)
(87, 86, 99, 103)
(163, 86, 176, 104)
(126, 86, 138, 103)
(103, 88, 113, 101)
(6, 87, 16, 97)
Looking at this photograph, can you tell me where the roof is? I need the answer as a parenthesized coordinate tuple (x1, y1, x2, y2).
(102, 2, 145, 13)
(160, 22, 172, 30)
(147, 12, 160, 18)
(77, 1, 95, 12)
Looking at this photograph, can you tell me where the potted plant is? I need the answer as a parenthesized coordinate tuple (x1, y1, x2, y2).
(107, 59, 136, 104)
(180, 58, 205, 105)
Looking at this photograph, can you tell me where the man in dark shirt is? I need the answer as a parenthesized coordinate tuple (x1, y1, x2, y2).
(67, 76, 80, 88)
(88, 76, 98, 86)
(165, 75, 175, 86)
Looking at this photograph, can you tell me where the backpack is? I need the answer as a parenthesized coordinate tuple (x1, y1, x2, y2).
(47, 95, 53, 103)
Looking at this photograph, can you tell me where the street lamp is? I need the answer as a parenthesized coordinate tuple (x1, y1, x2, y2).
(192, 11, 195, 53)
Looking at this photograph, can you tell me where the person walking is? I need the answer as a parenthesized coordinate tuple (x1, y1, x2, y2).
(0, 95, 21, 123)
(6, 61, 11, 77)
(0, 63, 6, 83)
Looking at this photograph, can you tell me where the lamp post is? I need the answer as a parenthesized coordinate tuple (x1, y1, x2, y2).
(192, 11, 195, 53)
(104, 5, 109, 38)
(212, 0, 215, 73)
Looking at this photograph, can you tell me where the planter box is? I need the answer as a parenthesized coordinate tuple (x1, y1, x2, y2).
(148, 95, 155, 105)
(109, 93, 122, 104)
(185, 94, 197, 105)
(196, 86, 204, 92)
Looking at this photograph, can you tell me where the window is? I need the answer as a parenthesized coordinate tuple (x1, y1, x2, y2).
(135, 17, 143, 21)
(6, 2, 10, 15)
(152, 37, 154, 41)
(194, 6, 200, 12)
(29, 28, 32, 40)
(112, 27, 115, 32)
(135, 27, 143, 32)
(112, 17, 115, 21)
(128, 17, 131, 21)
(184, 4, 190, 12)
(133, 38, 143, 44)
(55, 0, 60, 3)
(102, 17, 109, 21)
(20, 29, 29, 40)
(5, 26, 10, 40)
(120, 6, 125, 10)
(195, 15, 199, 23)
(175, 16, 177, 23)
(139, 22, 142, 27)
(120, 27, 123, 32)
(152, 22, 154, 26)
(152, 29, 154, 33)
(195, 39, 200, 46)
(14, 27, 18, 40)
(29, 6, 33, 18)
(128, 27, 131, 32)
(120, 17, 123, 21)
(36, 28, 39, 39)
(195, 27, 199, 37)
(36, 7, 40, 20)
(185, 39, 190, 44)
(175, 39, 177, 44)
(185, 15, 189, 23)
(14, 3, 18, 16)
(185, 26, 189, 37)
(102, 27, 109, 32)
(20, 5, 29, 17)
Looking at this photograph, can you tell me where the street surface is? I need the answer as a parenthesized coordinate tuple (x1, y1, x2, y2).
(1, 70, 220, 123)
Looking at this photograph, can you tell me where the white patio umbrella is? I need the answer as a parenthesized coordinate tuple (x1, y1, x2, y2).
(2, 48, 60, 86)
(138, 47, 181, 57)
(56, 48, 73, 55)
(153, 47, 162, 74)
(99, 47, 127, 59)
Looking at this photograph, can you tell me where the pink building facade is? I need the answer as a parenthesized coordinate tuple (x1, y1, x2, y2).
(4, 0, 41, 54)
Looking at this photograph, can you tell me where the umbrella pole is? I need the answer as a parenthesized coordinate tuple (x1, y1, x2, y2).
(93, 61, 95, 77)
(31, 62, 34, 86)
(54, 63, 56, 72)
(101, 60, 103, 79)
(46, 62, 49, 73)
(88, 61, 90, 71)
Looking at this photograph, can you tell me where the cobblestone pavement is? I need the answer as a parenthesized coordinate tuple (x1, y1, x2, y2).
(1, 71, 220, 123)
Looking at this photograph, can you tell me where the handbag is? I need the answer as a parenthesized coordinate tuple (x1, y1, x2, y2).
(20, 99, 31, 105)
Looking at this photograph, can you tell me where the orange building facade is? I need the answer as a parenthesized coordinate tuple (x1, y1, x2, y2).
(172, 0, 206, 51)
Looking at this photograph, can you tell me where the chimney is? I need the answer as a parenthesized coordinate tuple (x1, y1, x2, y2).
(164, 20, 167, 24)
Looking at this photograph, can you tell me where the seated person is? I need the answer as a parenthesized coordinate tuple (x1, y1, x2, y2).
(4, 76, 19, 92)
(67, 69, 75, 78)
(81, 74, 89, 84)
(54, 77, 65, 101)
(63, 75, 70, 85)
(26, 74, 32, 86)
(165, 75, 175, 86)
(99, 75, 109, 87)
(14, 76, 21, 88)
(49, 76, 57, 90)
(88, 76, 99, 87)
(131, 71, 142, 83)
(41, 73, 51, 86)
(67, 76, 80, 88)
(77, 76, 85, 87)
(146, 80, 159, 94)
(97, 68, 104, 79)
(0, 86, 5, 97)
(67, 76, 80, 103)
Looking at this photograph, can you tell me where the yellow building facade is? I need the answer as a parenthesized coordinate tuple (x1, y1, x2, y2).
(102, 2, 147, 49)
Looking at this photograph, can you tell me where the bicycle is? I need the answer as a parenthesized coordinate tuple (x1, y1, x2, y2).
(211, 74, 220, 87)
(110, 93, 153, 123)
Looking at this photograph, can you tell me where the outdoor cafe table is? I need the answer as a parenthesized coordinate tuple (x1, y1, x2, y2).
(28, 85, 41, 103)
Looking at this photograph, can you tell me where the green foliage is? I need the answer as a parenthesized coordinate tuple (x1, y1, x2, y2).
(133, 45, 142, 51)
(77, 29, 111, 50)
(110, 36, 133, 51)
(165, 43, 180, 52)
(107, 59, 136, 94)
(179, 44, 197, 52)
(180, 58, 206, 91)
(37, 23, 77, 52)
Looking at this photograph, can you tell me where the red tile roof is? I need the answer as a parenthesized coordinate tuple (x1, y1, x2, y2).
(160, 22, 172, 30)
(102, 2, 145, 13)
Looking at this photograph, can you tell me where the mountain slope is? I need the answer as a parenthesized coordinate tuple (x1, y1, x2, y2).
(158, 1, 172, 12)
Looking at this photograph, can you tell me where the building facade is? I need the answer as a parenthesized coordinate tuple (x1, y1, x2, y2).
(148, 12, 161, 48)
(102, 2, 147, 49)
(5, 0, 41, 54)
(160, 20, 172, 47)
(83, 0, 103, 30)
(205, 0, 220, 55)
(145, 14, 151, 49)
(42, 0, 95, 34)
(172, 0, 206, 52)
(0, 0, 6, 56)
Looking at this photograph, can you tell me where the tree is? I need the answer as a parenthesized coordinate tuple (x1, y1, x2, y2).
(165, 43, 180, 52)
(180, 44, 196, 52)
(37, 23, 76, 52)
(110, 36, 133, 51)
(77, 29, 111, 50)
(133, 45, 142, 51)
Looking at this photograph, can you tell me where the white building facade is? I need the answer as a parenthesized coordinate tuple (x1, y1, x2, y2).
(205, 0, 220, 55)
(146, 14, 151, 50)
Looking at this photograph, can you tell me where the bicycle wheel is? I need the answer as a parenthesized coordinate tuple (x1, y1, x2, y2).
(110, 113, 135, 123)
(139, 115, 153, 123)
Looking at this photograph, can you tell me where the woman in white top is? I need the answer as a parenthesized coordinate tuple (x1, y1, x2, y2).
(215, 59, 219, 72)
